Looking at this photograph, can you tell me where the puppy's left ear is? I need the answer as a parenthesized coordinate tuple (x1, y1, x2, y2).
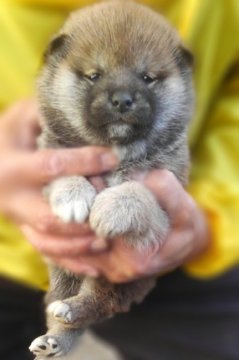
(176, 45, 194, 69)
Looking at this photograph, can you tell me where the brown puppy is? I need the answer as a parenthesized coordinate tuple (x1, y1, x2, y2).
(30, 1, 194, 358)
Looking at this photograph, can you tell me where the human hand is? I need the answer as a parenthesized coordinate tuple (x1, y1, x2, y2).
(23, 169, 210, 282)
(0, 100, 118, 275)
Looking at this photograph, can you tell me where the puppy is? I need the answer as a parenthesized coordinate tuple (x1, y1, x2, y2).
(30, 1, 194, 358)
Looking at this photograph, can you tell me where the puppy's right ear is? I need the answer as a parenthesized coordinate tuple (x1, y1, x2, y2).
(43, 34, 70, 62)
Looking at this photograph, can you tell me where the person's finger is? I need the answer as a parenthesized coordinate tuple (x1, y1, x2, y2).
(16, 102, 41, 149)
(142, 170, 194, 225)
(54, 255, 138, 283)
(0, 99, 35, 124)
(21, 225, 100, 257)
(50, 257, 100, 277)
(144, 228, 195, 276)
(0, 99, 40, 149)
(3, 190, 93, 236)
(0, 147, 118, 187)
(88, 176, 106, 192)
(56, 239, 143, 283)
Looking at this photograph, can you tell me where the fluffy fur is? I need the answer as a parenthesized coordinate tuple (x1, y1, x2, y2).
(30, 1, 194, 358)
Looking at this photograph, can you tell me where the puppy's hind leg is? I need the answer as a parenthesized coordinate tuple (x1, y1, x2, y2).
(46, 277, 108, 329)
(47, 276, 157, 329)
(29, 325, 80, 359)
(29, 268, 83, 358)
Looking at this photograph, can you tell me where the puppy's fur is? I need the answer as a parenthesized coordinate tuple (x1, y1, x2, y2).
(30, 1, 194, 358)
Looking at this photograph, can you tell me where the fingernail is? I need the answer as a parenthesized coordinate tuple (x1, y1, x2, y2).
(84, 268, 99, 277)
(131, 171, 148, 182)
(101, 153, 118, 170)
(90, 238, 108, 251)
(73, 263, 99, 277)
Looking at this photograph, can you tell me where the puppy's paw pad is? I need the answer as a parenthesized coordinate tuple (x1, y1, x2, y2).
(47, 301, 73, 324)
(29, 335, 62, 357)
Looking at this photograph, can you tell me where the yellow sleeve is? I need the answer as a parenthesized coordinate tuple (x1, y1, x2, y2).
(13, 0, 96, 8)
(185, 60, 239, 277)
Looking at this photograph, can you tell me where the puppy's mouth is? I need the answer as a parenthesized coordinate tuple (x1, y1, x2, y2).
(88, 110, 153, 144)
(91, 113, 138, 128)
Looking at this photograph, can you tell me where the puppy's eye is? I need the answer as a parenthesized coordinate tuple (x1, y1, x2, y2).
(142, 74, 156, 84)
(87, 73, 101, 81)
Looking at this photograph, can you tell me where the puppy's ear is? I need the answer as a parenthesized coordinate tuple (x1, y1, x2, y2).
(43, 34, 70, 62)
(175, 45, 194, 70)
(180, 45, 194, 66)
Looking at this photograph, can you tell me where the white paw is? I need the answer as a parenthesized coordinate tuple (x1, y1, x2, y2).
(52, 197, 92, 223)
(47, 300, 73, 324)
(29, 335, 62, 357)
(49, 177, 96, 223)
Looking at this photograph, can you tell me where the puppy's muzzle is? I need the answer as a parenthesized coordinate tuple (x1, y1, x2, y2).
(110, 91, 134, 114)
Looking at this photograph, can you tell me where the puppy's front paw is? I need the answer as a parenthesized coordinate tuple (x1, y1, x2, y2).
(90, 181, 169, 247)
(89, 182, 148, 238)
(49, 176, 96, 223)
(89, 187, 131, 238)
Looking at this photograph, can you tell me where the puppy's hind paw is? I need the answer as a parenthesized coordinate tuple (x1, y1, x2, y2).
(29, 335, 63, 358)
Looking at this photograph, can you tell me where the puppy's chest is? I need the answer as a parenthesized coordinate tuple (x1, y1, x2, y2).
(104, 158, 154, 187)
(105, 141, 166, 186)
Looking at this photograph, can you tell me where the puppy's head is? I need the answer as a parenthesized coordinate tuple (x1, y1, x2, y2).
(39, 1, 194, 146)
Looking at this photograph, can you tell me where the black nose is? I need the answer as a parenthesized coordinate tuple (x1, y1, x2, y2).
(111, 91, 134, 113)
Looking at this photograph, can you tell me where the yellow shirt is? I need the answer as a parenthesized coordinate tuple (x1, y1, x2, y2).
(0, 0, 239, 290)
